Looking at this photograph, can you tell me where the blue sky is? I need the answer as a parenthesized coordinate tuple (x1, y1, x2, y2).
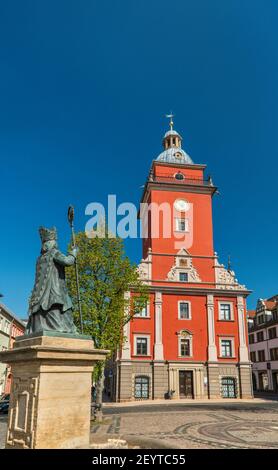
(1, 0, 278, 317)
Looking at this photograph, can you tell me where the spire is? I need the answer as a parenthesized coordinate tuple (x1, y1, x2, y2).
(166, 112, 174, 131)
(163, 112, 182, 150)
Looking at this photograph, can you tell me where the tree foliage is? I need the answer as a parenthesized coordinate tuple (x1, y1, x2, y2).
(66, 231, 149, 354)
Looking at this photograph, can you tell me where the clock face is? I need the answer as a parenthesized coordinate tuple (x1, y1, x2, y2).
(174, 199, 190, 212)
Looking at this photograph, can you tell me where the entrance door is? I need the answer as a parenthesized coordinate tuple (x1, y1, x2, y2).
(179, 371, 193, 398)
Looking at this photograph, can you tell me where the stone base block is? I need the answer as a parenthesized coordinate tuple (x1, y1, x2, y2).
(0, 333, 108, 449)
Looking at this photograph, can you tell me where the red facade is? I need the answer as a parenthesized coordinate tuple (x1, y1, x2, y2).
(112, 125, 252, 401)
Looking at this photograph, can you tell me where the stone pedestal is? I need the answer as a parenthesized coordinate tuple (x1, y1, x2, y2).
(0, 332, 108, 449)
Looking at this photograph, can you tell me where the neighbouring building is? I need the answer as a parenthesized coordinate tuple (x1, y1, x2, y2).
(108, 120, 253, 401)
(0, 303, 25, 395)
(248, 296, 278, 393)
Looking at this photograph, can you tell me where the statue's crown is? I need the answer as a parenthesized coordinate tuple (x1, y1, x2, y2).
(39, 226, 57, 243)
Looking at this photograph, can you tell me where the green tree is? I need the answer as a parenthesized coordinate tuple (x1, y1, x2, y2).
(66, 231, 148, 420)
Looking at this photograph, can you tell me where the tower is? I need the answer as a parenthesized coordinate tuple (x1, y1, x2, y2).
(111, 119, 253, 402)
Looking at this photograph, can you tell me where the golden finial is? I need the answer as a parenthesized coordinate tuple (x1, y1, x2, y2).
(166, 112, 174, 131)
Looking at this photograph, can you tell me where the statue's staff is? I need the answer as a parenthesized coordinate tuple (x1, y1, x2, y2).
(67, 205, 83, 334)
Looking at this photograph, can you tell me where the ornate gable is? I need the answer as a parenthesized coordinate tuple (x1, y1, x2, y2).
(137, 248, 152, 284)
(167, 248, 201, 283)
(214, 253, 247, 291)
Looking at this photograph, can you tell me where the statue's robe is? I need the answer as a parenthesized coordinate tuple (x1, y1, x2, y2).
(26, 249, 77, 334)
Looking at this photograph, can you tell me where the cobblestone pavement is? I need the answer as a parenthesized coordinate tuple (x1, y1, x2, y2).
(2, 402, 278, 449)
(92, 402, 278, 449)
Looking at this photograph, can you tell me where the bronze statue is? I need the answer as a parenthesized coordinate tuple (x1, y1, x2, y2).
(25, 226, 77, 335)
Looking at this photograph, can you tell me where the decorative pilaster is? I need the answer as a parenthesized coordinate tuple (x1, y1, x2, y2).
(237, 296, 249, 362)
(154, 292, 164, 360)
(121, 292, 131, 360)
(206, 294, 217, 361)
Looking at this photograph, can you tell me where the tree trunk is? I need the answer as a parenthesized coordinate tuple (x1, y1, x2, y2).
(94, 368, 105, 422)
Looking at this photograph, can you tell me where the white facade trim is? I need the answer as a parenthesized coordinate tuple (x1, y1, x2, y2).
(207, 294, 217, 361)
(154, 292, 164, 360)
(178, 300, 192, 320)
(178, 330, 193, 358)
(237, 295, 249, 362)
(218, 300, 234, 321)
(133, 334, 151, 357)
(219, 336, 235, 358)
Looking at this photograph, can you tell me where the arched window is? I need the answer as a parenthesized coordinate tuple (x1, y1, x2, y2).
(221, 377, 237, 398)
(134, 375, 150, 399)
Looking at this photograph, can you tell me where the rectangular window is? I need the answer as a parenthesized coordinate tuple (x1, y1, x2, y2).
(250, 351, 256, 362)
(268, 327, 277, 340)
(249, 334, 254, 345)
(179, 272, 188, 282)
(221, 339, 233, 357)
(257, 331, 264, 342)
(136, 337, 148, 355)
(258, 350, 266, 362)
(180, 338, 190, 357)
(270, 348, 278, 361)
(175, 218, 188, 232)
(179, 302, 190, 319)
(219, 303, 232, 321)
(257, 315, 265, 325)
(135, 305, 149, 318)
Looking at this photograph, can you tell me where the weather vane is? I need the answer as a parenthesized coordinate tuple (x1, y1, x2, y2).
(228, 255, 232, 272)
(165, 112, 174, 131)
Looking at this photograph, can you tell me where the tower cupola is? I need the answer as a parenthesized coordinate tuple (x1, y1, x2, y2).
(156, 114, 193, 164)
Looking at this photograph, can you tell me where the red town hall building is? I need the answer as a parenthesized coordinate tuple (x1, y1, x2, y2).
(111, 121, 253, 401)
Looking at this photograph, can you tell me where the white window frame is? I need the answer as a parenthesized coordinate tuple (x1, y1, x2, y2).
(175, 218, 189, 233)
(178, 331, 193, 358)
(178, 301, 191, 320)
(134, 334, 150, 356)
(219, 337, 235, 358)
(218, 301, 234, 321)
(134, 302, 150, 318)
